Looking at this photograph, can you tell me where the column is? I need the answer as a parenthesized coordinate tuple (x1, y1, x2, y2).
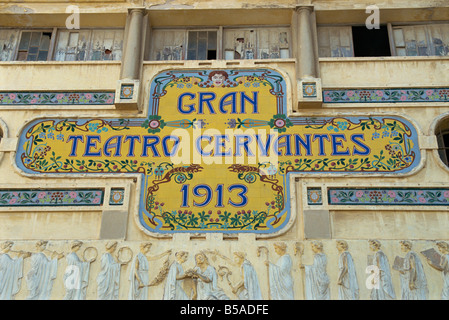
(121, 8, 146, 80)
(295, 6, 316, 79)
(293, 5, 322, 108)
(115, 7, 146, 109)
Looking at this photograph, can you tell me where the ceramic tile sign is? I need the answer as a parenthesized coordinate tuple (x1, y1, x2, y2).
(15, 68, 421, 236)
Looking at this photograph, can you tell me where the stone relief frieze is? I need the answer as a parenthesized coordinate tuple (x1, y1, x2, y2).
(1, 239, 449, 300)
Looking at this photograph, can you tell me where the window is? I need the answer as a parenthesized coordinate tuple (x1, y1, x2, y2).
(55, 29, 124, 61)
(223, 28, 290, 60)
(317, 26, 353, 57)
(17, 31, 53, 61)
(0, 28, 124, 61)
(392, 23, 449, 56)
(352, 26, 391, 57)
(187, 30, 217, 60)
(0, 29, 20, 61)
(318, 25, 391, 57)
(150, 29, 185, 61)
(150, 26, 291, 61)
(436, 117, 449, 167)
(318, 23, 449, 58)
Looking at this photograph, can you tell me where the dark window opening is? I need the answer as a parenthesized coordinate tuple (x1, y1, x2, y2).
(207, 50, 216, 60)
(352, 25, 391, 57)
(436, 118, 449, 167)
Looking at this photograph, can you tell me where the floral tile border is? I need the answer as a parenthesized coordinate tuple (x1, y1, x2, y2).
(328, 188, 449, 206)
(0, 92, 115, 105)
(323, 88, 449, 103)
(0, 189, 104, 206)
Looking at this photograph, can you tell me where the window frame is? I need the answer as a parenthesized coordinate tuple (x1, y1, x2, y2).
(14, 28, 57, 62)
(0, 27, 125, 62)
(317, 21, 449, 58)
(389, 22, 449, 57)
(436, 118, 449, 168)
(148, 25, 292, 62)
(53, 28, 125, 62)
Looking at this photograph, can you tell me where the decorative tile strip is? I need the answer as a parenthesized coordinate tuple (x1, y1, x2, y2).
(323, 88, 449, 103)
(0, 92, 115, 105)
(307, 187, 323, 205)
(0, 189, 104, 207)
(328, 188, 449, 206)
(109, 188, 125, 206)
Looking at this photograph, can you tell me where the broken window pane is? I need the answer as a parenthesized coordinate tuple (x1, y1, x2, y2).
(317, 26, 354, 57)
(223, 27, 289, 60)
(187, 30, 217, 60)
(54, 29, 123, 61)
(0, 29, 20, 61)
(393, 23, 449, 56)
(17, 31, 52, 61)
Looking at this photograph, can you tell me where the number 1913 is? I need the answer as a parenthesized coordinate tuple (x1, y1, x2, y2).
(180, 184, 248, 208)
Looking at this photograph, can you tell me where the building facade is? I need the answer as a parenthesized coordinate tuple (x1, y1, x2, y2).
(0, 0, 448, 300)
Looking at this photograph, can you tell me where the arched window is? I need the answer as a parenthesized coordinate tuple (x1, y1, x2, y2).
(435, 117, 449, 167)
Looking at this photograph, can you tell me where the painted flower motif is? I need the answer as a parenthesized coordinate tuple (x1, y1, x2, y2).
(154, 166, 165, 179)
(337, 121, 349, 130)
(382, 131, 390, 138)
(356, 190, 364, 198)
(69, 191, 77, 199)
(444, 191, 449, 198)
(372, 132, 380, 140)
(376, 90, 384, 97)
(268, 114, 293, 133)
(226, 119, 237, 128)
(56, 133, 65, 141)
(142, 115, 165, 133)
(274, 119, 286, 128)
(387, 191, 396, 198)
(266, 164, 277, 176)
(88, 123, 99, 132)
(37, 192, 47, 199)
